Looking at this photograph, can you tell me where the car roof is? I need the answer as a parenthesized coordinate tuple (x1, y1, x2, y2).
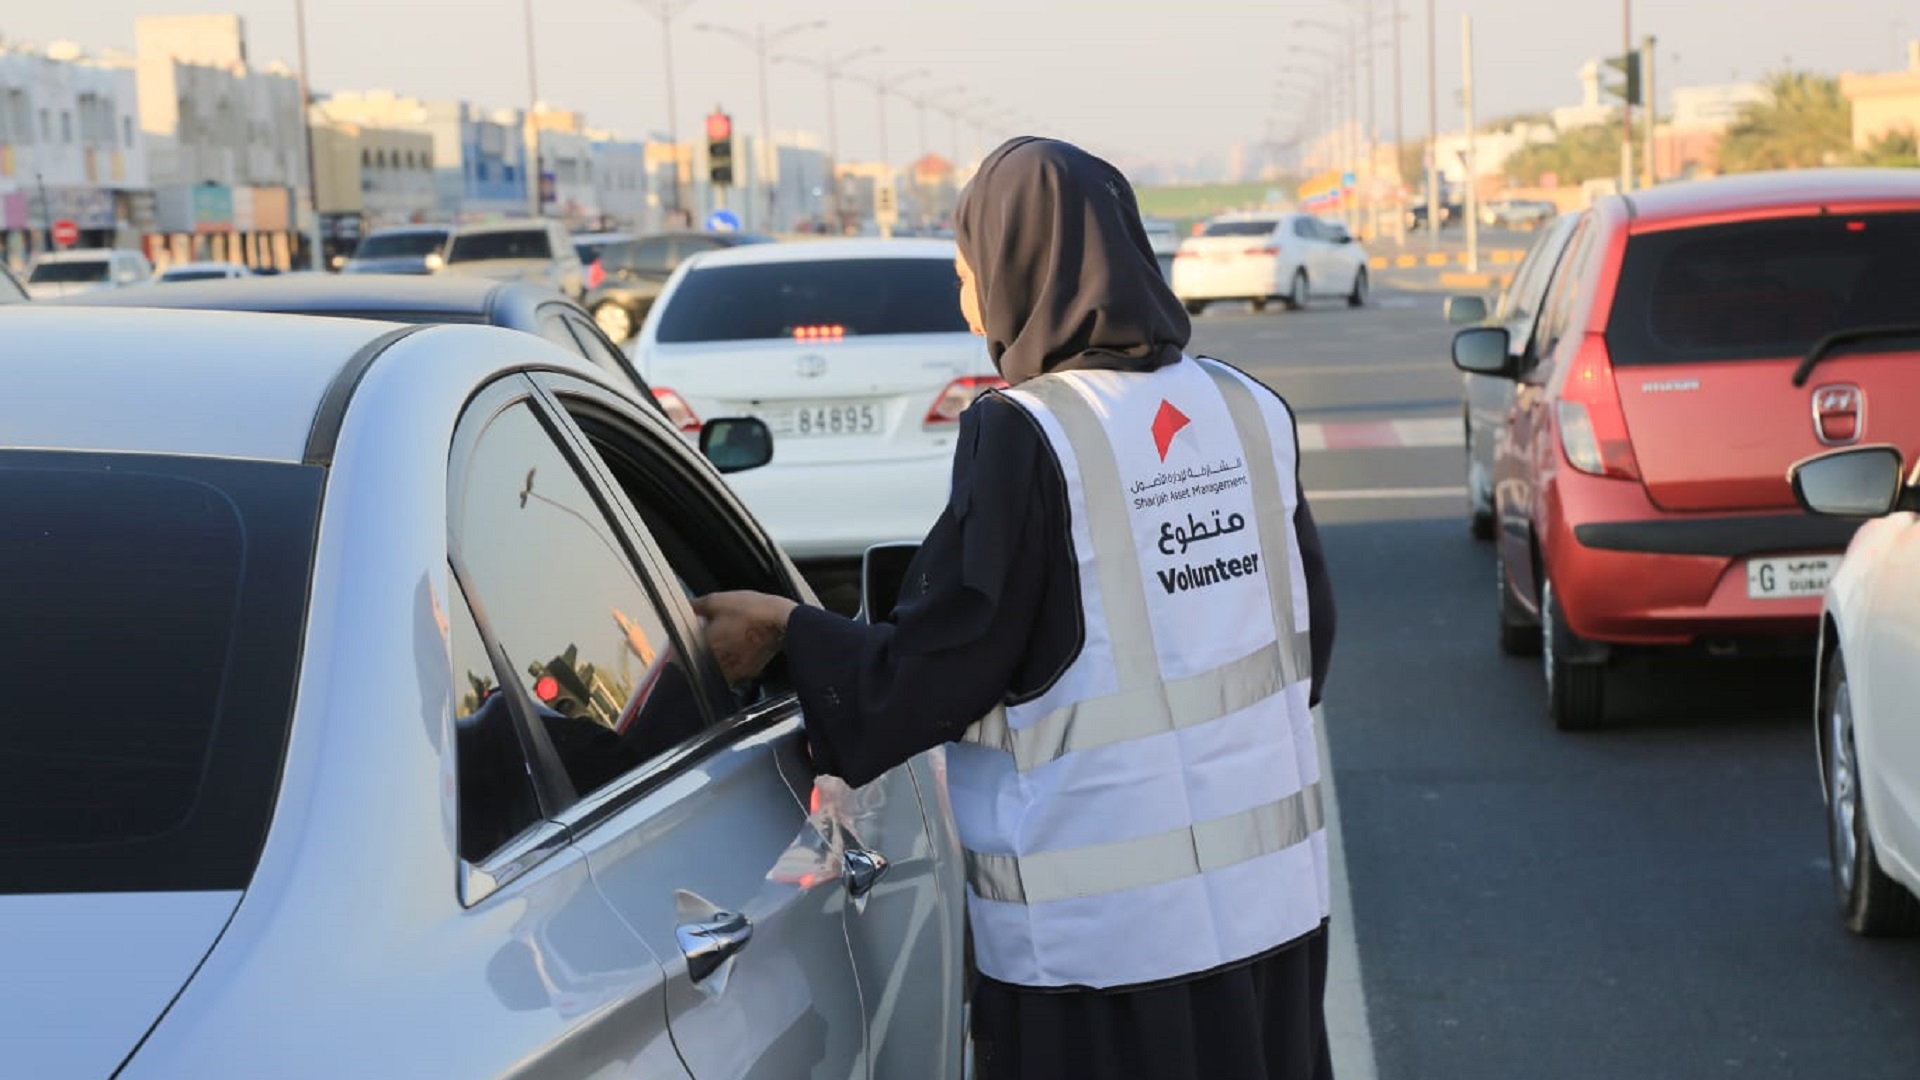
(1622, 168, 1920, 231)
(42, 272, 548, 322)
(0, 306, 401, 463)
(688, 237, 954, 267)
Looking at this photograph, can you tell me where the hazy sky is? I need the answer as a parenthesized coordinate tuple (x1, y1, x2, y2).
(6, 0, 1915, 166)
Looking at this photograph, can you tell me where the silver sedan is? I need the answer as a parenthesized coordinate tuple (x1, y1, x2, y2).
(0, 306, 967, 1080)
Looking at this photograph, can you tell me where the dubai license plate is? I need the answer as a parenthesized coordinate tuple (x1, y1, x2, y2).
(766, 402, 881, 438)
(1745, 554, 1840, 600)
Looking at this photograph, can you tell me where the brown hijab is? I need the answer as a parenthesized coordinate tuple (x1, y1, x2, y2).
(953, 137, 1191, 385)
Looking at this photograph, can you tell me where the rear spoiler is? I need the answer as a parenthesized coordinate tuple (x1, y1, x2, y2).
(1793, 325, 1920, 387)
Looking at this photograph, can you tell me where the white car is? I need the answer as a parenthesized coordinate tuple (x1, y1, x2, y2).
(632, 238, 1001, 562)
(155, 260, 254, 283)
(1170, 212, 1369, 314)
(23, 248, 154, 299)
(1793, 443, 1920, 935)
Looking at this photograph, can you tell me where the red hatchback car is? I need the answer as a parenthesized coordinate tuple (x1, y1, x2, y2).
(1453, 170, 1920, 729)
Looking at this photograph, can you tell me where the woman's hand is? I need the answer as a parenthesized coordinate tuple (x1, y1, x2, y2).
(692, 591, 800, 683)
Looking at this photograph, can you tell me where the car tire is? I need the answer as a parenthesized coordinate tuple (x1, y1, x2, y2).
(1284, 270, 1309, 311)
(1496, 541, 1541, 656)
(594, 301, 636, 343)
(1347, 267, 1369, 308)
(1251, 298, 1271, 313)
(1471, 504, 1495, 542)
(1825, 652, 1920, 937)
(1184, 300, 1208, 316)
(1542, 579, 1607, 730)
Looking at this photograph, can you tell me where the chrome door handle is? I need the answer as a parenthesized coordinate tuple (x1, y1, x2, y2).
(844, 848, 890, 899)
(676, 910, 753, 983)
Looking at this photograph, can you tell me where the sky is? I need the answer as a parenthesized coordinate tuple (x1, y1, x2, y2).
(5, 0, 1916, 170)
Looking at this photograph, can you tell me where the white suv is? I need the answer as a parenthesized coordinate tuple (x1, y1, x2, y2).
(24, 249, 154, 299)
(1171, 212, 1369, 314)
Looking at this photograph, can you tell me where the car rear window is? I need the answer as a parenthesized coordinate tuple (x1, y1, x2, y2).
(354, 231, 448, 259)
(161, 269, 237, 282)
(0, 452, 320, 895)
(449, 229, 553, 263)
(1202, 221, 1279, 238)
(28, 260, 110, 283)
(1608, 211, 1920, 365)
(653, 258, 970, 342)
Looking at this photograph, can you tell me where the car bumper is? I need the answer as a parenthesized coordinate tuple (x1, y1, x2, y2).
(1544, 473, 1860, 646)
(725, 454, 950, 561)
(1171, 259, 1288, 300)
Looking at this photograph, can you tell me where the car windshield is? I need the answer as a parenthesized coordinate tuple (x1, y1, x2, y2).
(654, 257, 972, 342)
(449, 229, 553, 262)
(1610, 211, 1920, 366)
(161, 269, 236, 282)
(354, 231, 448, 259)
(28, 259, 111, 283)
(1203, 221, 1279, 237)
(0, 452, 321, 895)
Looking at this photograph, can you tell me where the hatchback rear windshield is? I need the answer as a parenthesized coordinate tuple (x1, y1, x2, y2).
(654, 258, 971, 342)
(28, 260, 110, 283)
(1608, 211, 1920, 365)
(354, 231, 448, 259)
(1202, 221, 1279, 238)
(0, 453, 320, 895)
(449, 229, 553, 263)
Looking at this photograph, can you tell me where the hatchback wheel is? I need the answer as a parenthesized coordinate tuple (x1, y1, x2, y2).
(1347, 267, 1369, 308)
(1825, 652, 1920, 936)
(1542, 580, 1607, 729)
(1284, 270, 1309, 311)
(594, 301, 635, 342)
(1495, 541, 1540, 656)
(1184, 300, 1208, 316)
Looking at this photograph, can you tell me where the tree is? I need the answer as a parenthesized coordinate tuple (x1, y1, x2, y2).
(1717, 73, 1853, 173)
(1502, 124, 1621, 187)
(1857, 130, 1919, 169)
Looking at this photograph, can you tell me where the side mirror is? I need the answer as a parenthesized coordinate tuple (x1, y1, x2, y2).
(698, 416, 774, 474)
(859, 542, 920, 624)
(1790, 445, 1907, 518)
(1452, 326, 1516, 378)
(1444, 294, 1489, 326)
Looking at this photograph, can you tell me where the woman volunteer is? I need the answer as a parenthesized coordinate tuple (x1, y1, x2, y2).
(694, 136, 1338, 1080)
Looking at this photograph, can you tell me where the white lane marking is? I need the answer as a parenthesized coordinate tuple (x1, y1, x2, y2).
(1256, 361, 1441, 377)
(1306, 485, 1469, 501)
(1297, 419, 1465, 452)
(1317, 704, 1380, 1080)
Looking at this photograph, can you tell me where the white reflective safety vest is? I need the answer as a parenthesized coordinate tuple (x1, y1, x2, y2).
(945, 355, 1327, 990)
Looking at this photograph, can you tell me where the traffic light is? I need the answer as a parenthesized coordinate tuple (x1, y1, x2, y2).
(1603, 51, 1643, 107)
(706, 110, 734, 188)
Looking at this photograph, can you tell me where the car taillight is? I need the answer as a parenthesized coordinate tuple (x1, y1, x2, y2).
(1246, 246, 1280, 257)
(1173, 249, 1195, 259)
(587, 260, 605, 290)
(1555, 334, 1641, 481)
(652, 388, 702, 434)
(925, 376, 1008, 426)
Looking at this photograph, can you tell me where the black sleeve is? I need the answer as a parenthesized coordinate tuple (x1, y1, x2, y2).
(1294, 492, 1336, 707)
(783, 396, 1078, 788)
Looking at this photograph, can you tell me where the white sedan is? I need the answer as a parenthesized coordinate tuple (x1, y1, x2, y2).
(1793, 443, 1920, 934)
(632, 238, 1002, 563)
(1170, 211, 1369, 314)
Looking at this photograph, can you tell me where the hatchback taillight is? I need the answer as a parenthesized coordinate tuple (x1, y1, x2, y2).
(1556, 334, 1641, 480)
(652, 388, 702, 434)
(925, 376, 1008, 426)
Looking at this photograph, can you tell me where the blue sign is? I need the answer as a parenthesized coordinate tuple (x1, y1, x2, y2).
(706, 209, 741, 233)
(1341, 171, 1357, 188)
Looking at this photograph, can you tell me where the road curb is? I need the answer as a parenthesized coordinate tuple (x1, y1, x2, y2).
(1436, 270, 1512, 290)
(1369, 248, 1525, 271)
(1318, 705, 1380, 1080)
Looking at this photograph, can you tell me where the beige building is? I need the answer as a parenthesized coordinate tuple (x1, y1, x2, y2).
(1841, 42, 1920, 150)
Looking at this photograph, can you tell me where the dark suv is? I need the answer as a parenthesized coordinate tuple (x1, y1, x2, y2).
(585, 231, 771, 342)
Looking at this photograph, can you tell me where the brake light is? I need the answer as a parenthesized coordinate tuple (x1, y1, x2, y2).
(651, 388, 702, 434)
(925, 376, 1008, 426)
(1245, 246, 1280, 257)
(793, 324, 846, 342)
(587, 259, 605, 290)
(1555, 334, 1641, 480)
(1174, 249, 1196, 259)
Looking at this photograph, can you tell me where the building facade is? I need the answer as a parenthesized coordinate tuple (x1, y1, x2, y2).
(590, 135, 651, 232)
(1841, 42, 1920, 150)
(318, 90, 530, 220)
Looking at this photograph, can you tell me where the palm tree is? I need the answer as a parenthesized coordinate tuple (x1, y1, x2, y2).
(1718, 73, 1854, 173)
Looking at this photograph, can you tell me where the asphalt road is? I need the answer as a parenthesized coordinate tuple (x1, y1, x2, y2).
(1193, 293, 1920, 1079)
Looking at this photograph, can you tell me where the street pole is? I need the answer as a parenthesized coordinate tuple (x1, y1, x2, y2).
(636, 0, 695, 221)
(294, 0, 325, 270)
(1462, 13, 1478, 274)
(1392, 0, 1406, 245)
(1620, 0, 1635, 193)
(523, 0, 543, 219)
(1425, 0, 1438, 252)
(1642, 35, 1657, 188)
(1364, 0, 1379, 242)
(1347, 19, 1361, 234)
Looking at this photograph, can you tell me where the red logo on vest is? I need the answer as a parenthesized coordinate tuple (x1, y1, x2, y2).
(1151, 400, 1191, 461)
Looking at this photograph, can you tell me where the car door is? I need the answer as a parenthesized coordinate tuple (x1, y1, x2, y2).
(1860, 516, 1920, 869)
(538, 373, 964, 1080)
(1288, 217, 1325, 292)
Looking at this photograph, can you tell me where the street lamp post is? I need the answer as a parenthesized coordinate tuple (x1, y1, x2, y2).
(855, 69, 930, 169)
(773, 45, 882, 171)
(693, 18, 825, 232)
(293, 0, 325, 270)
(631, 0, 697, 221)
(522, 0, 543, 219)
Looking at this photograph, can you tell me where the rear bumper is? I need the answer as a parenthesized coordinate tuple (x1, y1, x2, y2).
(725, 455, 950, 560)
(1171, 258, 1292, 301)
(1544, 474, 1860, 646)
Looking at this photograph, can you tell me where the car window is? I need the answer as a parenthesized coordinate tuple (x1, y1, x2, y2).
(1203, 220, 1280, 238)
(1293, 218, 1318, 240)
(452, 402, 708, 803)
(537, 310, 584, 352)
(28, 259, 109, 283)
(654, 257, 970, 342)
(630, 238, 674, 273)
(447, 577, 543, 862)
(449, 229, 553, 263)
(1532, 215, 1598, 371)
(1608, 210, 1920, 366)
(560, 312, 633, 372)
(0, 451, 321, 895)
(1499, 219, 1575, 323)
(355, 231, 448, 259)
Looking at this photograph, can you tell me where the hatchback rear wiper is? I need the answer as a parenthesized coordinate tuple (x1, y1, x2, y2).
(1793, 325, 1920, 387)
